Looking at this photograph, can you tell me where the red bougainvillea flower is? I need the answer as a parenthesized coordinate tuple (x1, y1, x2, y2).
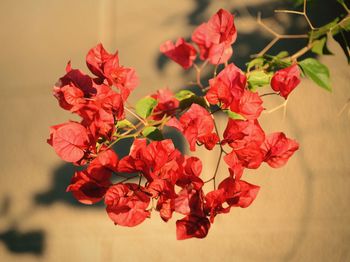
(86, 43, 139, 100)
(261, 132, 299, 168)
(166, 104, 219, 151)
(231, 89, 264, 120)
(222, 119, 266, 170)
(176, 215, 211, 240)
(47, 122, 90, 163)
(204, 177, 260, 223)
(206, 63, 246, 108)
(192, 9, 236, 64)
(66, 170, 111, 205)
(53, 62, 96, 112)
(151, 88, 179, 120)
(222, 119, 265, 149)
(271, 64, 301, 99)
(160, 38, 197, 69)
(105, 183, 151, 227)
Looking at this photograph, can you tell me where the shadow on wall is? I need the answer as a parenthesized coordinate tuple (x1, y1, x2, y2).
(0, 197, 45, 255)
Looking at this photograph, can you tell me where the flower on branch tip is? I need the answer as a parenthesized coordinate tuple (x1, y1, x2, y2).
(160, 38, 197, 69)
(271, 64, 301, 99)
(192, 9, 236, 65)
(261, 132, 299, 168)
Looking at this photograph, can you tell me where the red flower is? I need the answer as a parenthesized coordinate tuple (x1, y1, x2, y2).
(47, 122, 89, 163)
(176, 215, 210, 240)
(160, 38, 197, 69)
(222, 119, 265, 149)
(261, 132, 299, 168)
(232, 89, 263, 120)
(271, 64, 301, 99)
(206, 63, 246, 108)
(204, 177, 260, 222)
(166, 104, 219, 151)
(105, 183, 151, 227)
(192, 9, 236, 64)
(86, 43, 139, 100)
(66, 170, 111, 205)
(151, 88, 179, 120)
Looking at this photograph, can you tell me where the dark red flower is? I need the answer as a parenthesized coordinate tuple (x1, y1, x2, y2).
(166, 104, 219, 151)
(160, 38, 197, 69)
(261, 132, 299, 168)
(105, 183, 151, 227)
(66, 170, 111, 205)
(271, 64, 301, 99)
(176, 215, 210, 240)
(47, 122, 89, 163)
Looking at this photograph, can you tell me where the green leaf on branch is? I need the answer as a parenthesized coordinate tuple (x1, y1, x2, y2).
(225, 110, 246, 120)
(311, 37, 333, 55)
(247, 71, 273, 91)
(246, 57, 265, 71)
(116, 119, 136, 130)
(176, 90, 207, 110)
(135, 97, 158, 119)
(299, 58, 332, 91)
(142, 126, 163, 141)
(175, 90, 195, 101)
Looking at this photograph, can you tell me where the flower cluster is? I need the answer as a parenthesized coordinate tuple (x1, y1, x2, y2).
(48, 9, 300, 240)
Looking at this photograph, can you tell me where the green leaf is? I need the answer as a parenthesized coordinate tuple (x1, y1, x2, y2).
(135, 97, 158, 119)
(276, 51, 289, 59)
(142, 126, 163, 141)
(116, 119, 135, 130)
(311, 37, 333, 55)
(178, 95, 207, 110)
(299, 58, 332, 91)
(246, 57, 265, 71)
(175, 90, 195, 101)
(225, 110, 246, 120)
(247, 71, 273, 91)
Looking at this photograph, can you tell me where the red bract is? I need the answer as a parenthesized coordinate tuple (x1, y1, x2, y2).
(47, 122, 89, 163)
(261, 132, 299, 168)
(271, 64, 301, 99)
(232, 89, 263, 120)
(166, 103, 219, 151)
(160, 38, 197, 69)
(222, 119, 265, 149)
(105, 183, 151, 227)
(192, 9, 236, 64)
(151, 88, 179, 120)
(66, 170, 111, 205)
(176, 215, 211, 240)
(86, 43, 139, 100)
(206, 63, 246, 108)
(204, 177, 260, 223)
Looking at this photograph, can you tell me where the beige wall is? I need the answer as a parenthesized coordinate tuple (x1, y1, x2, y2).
(0, 0, 350, 261)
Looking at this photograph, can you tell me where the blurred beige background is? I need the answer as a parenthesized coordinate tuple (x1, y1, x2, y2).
(0, 0, 350, 261)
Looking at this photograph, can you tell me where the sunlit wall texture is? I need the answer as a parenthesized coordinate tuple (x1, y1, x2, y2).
(0, 0, 349, 261)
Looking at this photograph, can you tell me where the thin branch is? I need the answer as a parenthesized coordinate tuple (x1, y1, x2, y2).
(124, 106, 146, 125)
